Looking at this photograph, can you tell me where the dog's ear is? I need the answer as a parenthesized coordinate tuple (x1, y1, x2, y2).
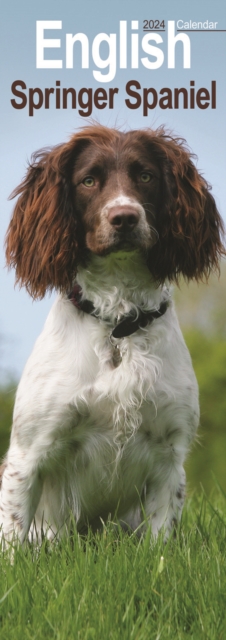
(147, 132, 225, 283)
(5, 140, 86, 299)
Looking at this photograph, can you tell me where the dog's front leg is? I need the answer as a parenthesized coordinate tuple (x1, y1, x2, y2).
(144, 465, 186, 540)
(0, 442, 43, 546)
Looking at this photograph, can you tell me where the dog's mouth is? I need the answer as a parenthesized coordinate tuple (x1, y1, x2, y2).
(110, 225, 156, 251)
(112, 232, 141, 248)
(84, 223, 157, 257)
(100, 234, 148, 256)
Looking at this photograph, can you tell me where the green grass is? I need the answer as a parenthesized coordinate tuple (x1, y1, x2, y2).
(0, 491, 225, 640)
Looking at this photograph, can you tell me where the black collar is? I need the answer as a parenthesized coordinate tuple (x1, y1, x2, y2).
(69, 284, 170, 339)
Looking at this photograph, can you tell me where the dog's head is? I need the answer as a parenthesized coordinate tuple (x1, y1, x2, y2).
(5, 125, 225, 298)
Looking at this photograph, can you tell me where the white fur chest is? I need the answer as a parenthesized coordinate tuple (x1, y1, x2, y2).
(10, 254, 199, 535)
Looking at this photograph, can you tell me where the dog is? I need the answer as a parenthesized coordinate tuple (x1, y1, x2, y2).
(0, 125, 224, 545)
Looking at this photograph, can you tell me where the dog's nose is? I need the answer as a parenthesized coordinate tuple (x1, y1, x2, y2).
(108, 207, 140, 232)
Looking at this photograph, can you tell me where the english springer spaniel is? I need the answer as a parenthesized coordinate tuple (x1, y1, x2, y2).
(0, 125, 224, 545)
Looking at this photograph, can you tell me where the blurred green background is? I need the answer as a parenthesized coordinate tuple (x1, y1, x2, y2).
(0, 264, 225, 495)
(175, 262, 226, 495)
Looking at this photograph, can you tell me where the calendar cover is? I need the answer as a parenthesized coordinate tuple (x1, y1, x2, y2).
(0, 0, 225, 379)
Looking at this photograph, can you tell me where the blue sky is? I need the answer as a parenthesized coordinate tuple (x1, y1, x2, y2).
(0, 0, 225, 381)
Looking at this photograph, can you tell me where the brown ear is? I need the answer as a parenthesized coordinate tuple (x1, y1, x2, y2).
(5, 141, 85, 299)
(147, 133, 225, 283)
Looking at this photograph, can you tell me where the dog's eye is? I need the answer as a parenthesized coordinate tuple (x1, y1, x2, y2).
(140, 172, 152, 183)
(82, 176, 95, 187)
